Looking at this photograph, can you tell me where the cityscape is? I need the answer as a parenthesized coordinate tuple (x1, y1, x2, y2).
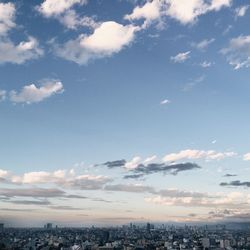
(1, 0, 250, 249)
(1, 223, 250, 249)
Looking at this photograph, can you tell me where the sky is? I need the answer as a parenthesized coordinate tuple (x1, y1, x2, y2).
(1, 0, 250, 227)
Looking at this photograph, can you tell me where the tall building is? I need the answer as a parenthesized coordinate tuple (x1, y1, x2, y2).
(0, 223, 4, 231)
(146, 223, 150, 232)
(45, 223, 53, 229)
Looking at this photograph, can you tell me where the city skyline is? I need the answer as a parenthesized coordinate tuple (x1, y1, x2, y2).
(1, 0, 250, 227)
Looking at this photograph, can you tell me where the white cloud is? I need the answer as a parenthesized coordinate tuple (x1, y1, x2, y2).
(192, 38, 215, 50)
(170, 51, 190, 63)
(38, 0, 96, 30)
(125, 0, 162, 28)
(208, 0, 231, 11)
(0, 90, 6, 101)
(163, 149, 236, 162)
(0, 169, 9, 178)
(9, 169, 111, 190)
(165, 0, 208, 24)
(38, 0, 87, 17)
(200, 61, 212, 68)
(0, 4, 43, 64)
(126, 0, 231, 26)
(0, 36, 43, 64)
(0, 2, 15, 36)
(235, 5, 249, 18)
(160, 99, 170, 105)
(221, 35, 250, 69)
(243, 153, 250, 161)
(10, 79, 64, 104)
(55, 21, 139, 64)
(125, 156, 141, 169)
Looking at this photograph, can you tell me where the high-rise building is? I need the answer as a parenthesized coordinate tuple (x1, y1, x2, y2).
(45, 223, 53, 229)
(146, 223, 150, 232)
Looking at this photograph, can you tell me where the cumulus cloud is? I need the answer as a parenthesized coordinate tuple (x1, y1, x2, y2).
(10, 79, 64, 104)
(221, 35, 250, 69)
(0, 36, 43, 64)
(125, 0, 162, 28)
(54, 21, 139, 64)
(166, 0, 231, 24)
(37, 0, 87, 17)
(125, 0, 231, 26)
(170, 51, 190, 63)
(38, 0, 97, 30)
(0, 2, 15, 36)
(8, 168, 112, 191)
(163, 149, 236, 162)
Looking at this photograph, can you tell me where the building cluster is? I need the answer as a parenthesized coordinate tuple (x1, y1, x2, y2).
(0, 223, 250, 249)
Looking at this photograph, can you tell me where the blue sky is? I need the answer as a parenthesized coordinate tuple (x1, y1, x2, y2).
(1, 0, 250, 227)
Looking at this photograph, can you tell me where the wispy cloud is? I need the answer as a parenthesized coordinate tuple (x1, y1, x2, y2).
(170, 51, 190, 63)
(182, 75, 205, 91)
(191, 38, 215, 50)
(221, 35, 250, 69)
